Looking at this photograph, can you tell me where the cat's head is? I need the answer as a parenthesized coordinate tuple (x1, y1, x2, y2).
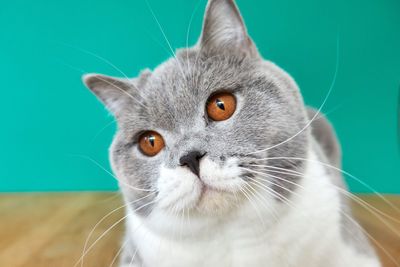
(83, 0, 309, 220)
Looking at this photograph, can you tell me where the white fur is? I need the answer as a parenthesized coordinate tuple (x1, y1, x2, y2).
(125, 148, 381, 267)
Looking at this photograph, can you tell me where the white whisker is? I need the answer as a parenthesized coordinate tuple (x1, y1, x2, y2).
(109, 239, 128, 267)
(244, 169, 397, 265)
(90, 119, 116, 143)
(243, 181, 280, 224)
(341, 212, 399, 266)
(239, 186, 266, 227)
(247, 34, 340, 155)
(144, 0, 188, 84)
(128, 246, 140, 267)
(91, 74, 148, 109)
(73, 200, 156, 267)
(185, 0, 203, 72)
(70, 154, 155, 192)
(56, 42, 145, 99)
(245, 163, 400, 253)
(241, 166, 305, 191)
(80, 193, 156, 267)
(57, 59, 147, 109)
(246, 177, 296, 209)
(247, 162, 400, 225)
(251, 155, 400, 216)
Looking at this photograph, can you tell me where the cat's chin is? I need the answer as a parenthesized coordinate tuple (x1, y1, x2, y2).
(184, 184, 244, 216)
(156, 183, 245, 218)
(188, 156, 245, 215)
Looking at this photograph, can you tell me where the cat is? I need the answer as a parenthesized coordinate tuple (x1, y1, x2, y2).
(83, 0, 381, 266)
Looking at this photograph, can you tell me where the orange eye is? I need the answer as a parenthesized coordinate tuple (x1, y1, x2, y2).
(206, 92, 236, 121)
(138, 131, 165, 156)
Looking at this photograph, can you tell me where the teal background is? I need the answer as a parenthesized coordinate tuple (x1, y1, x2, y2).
(0, 0, 399, 193)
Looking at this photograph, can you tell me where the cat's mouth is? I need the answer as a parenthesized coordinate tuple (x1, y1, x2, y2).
(190, 157, 246, 214)
(199, 183, 227, 199)
(195, 183, 241, 214)
(157, 157, 246, 215)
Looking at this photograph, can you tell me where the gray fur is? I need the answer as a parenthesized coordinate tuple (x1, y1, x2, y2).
(307, 107, 341, 168)
(82, 0, 376, 265)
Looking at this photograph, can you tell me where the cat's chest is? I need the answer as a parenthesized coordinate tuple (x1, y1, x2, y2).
(129, 215, 287, 267)
(126, 193, 335, 267)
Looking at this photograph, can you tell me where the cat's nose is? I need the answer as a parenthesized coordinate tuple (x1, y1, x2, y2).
(179, 151, 205, 177)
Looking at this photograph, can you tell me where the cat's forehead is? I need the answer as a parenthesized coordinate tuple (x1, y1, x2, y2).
(147, 49, 255, 88)
(136, 54, 212, 131)
(133, 50, 257, 130)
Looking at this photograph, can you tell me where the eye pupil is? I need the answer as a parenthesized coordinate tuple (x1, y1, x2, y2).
(148, 135, 155, 147)
(216, 99, 225, 110)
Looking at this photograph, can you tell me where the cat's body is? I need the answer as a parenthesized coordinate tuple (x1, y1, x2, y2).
(83, 0, 381, 266)
(122, 157, 375, 267)
(118, 118, 379, 267)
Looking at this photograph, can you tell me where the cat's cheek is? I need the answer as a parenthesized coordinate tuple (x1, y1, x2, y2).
(155, 165, 202, 212)
(200, 157, 245, 192)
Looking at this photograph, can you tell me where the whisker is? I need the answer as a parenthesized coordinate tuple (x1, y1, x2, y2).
(247, 179, 355, 266)
(343, 190, 400, 225)
(185, 0, 202, 49)
(144, 0, 188, 84)
(338, 189, 400, 237)
(243, 181, 280, 223)
(247, 163, 400, 225)
(108, 239, 128, 267)
(56, 42, 145, 99)
(74, 200, 156, 267)
(69, 154, 155, 192)
(57, 60, 147, 109)
(185, 0, 203, 72)
(239, 186, 266, 227)
(80, 193, 156, 267)
(241, 166, 305, 191)
(75, 215, 128, 267)
(180, 205, 185, 242)
(246, 171, 398, 264)
(128, 246, 140, 267)
(144, 0, 177, 59)
(341, 211, 399, 266)
(95, 191, 122, 204)
(90, 119, 116, 144)
(249, 164, 305, 174)
(247, 34, 340, 155)
(251, 156, 400, 216)
(90, 74, 148, 109)
(246, 163, 400, 256)
(246, 178, 297, 210)
(186, 0, 201, 78)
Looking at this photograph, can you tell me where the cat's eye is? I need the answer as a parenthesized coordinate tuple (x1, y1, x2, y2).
(138, 131, 165, 156)
(206, 92, 236, 121)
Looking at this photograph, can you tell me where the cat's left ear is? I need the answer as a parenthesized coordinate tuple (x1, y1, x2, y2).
(82, 73, 136, 117)
(199, 0, 258, 57)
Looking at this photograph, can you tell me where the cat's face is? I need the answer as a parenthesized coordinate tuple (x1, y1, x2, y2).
(84, 0, 309, 219)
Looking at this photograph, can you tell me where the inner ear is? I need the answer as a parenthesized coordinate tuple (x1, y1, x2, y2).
(83, 73, 138, 116)
(199, 0, 258, 57)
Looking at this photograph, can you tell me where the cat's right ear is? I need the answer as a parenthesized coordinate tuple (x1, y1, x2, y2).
(82, 73, 134, 116)
(199, 0, 258, 57)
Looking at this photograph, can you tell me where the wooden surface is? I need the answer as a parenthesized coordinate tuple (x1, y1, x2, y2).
(0, 193, 399, 267)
